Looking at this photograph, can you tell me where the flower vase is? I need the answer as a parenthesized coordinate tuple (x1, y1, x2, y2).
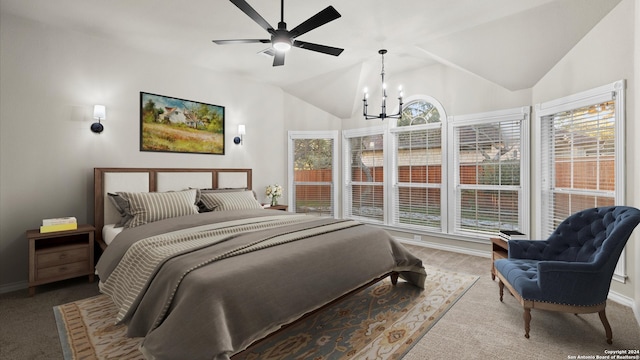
(271, 197, 278, 206)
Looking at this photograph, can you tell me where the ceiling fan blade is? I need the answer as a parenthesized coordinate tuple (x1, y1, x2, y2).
(293, 40, 344, 56)
(289, 6, 341, 38)
(273, 51, 285, 66)
(230, 0, 275, 34)
(212, 39, 271, 45)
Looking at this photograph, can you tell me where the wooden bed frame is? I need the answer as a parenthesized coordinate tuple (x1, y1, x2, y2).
(94, 167, 252, 250)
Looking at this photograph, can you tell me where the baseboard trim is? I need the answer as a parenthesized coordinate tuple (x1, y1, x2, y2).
(0, 280, 27, 295)
(396, 237, 491, 258)
(607, 290, 634, 307)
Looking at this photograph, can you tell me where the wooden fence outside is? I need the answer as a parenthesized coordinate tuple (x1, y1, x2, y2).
(294, 157, 614, 213)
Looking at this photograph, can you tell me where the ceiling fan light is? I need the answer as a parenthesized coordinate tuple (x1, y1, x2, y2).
(273, 39, 292, 52)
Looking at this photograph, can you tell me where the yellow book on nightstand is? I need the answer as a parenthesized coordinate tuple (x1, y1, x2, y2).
(40, 223, 78, 233)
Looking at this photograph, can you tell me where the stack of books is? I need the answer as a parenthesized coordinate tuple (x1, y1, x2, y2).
(498, 230, 527, 241)
(40, 217, 77, 233)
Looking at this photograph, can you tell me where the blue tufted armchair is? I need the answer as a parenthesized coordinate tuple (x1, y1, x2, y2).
(494, 206, 640, 344)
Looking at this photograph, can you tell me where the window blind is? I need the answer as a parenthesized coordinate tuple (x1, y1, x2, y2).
(392, 126, 442, 229)
(347, 134, 385, 222)
(540, 100, 616, 236)
(453, 119, 523, 235)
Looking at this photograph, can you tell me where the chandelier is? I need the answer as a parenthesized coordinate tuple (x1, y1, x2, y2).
(363, 49, 403, 120)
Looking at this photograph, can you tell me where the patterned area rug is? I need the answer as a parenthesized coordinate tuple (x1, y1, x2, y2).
(54, 266, 478, 360)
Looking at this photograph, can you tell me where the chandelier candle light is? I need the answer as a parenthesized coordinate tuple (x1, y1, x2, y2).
(363, 49, 403, 120)
(266, 184, 283, 206)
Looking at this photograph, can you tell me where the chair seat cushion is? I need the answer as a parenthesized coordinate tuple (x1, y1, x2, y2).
(495, 258, 542, 301)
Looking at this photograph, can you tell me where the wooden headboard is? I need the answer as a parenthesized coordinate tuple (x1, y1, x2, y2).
(94, 167, 252, 249)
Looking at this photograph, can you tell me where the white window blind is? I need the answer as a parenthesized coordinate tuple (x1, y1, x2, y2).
(343, 130, 385, 223)
(540, 101, 617, 235)
(288, 131, 338, 218)
(449, 107, 529, 236)
(391, 125, 442, 229)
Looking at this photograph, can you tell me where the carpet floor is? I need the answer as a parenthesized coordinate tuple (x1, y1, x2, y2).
(1, 245, 639, 359)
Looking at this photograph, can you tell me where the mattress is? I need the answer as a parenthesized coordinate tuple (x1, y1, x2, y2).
(101, 224, 123, 246)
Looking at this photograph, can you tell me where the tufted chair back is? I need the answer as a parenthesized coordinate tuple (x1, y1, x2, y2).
(543, 207, 640, 266)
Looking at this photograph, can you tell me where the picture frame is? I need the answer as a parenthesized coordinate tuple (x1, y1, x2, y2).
(140, 92, 225, 155)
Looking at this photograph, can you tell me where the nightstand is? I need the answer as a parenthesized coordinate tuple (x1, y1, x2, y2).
(266, 205, 288, 211)
(26, 224, 95, 296)
(490, 237, 508, 280)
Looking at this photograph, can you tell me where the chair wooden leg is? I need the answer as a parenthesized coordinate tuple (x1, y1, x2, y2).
(523, 307, 531, 339)
(598, 309, 613, 344)
(499, 280, 504, 302)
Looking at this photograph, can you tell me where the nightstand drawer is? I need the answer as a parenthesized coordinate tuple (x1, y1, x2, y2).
(36, 261, 90, 281)
(36, 244, 88, 268)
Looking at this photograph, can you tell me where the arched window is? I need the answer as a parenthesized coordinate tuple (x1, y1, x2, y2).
(398, 97, 443, 126)
(389, 96, 446, 231)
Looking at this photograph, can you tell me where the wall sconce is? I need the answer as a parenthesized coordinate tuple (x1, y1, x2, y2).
(91, 105, 106, 133)
(234, 124, 246, 145)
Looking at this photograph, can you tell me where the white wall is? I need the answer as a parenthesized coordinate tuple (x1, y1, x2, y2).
(532, 0, 637, 301)
(0, 13, 310, 290)
(634, 0, 640, 324)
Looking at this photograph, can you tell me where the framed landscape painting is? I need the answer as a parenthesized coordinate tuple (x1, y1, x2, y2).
(140, 92, 225, 155)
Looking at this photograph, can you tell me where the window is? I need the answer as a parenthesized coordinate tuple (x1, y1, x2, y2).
(341, 98, 529, 241)
(343, 127, 385, 223)
(288, 131, 339, 217)
(390, 98, 445, 230)
(449, 107, 530, 236)
(536, 80, 626, 281)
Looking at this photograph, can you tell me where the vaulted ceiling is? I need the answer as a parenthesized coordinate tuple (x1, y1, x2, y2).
(1, 0, 622, 118)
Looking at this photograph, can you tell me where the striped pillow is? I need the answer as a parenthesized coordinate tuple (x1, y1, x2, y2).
(200, 190, 263, 212)
(117, 189, 199, 228)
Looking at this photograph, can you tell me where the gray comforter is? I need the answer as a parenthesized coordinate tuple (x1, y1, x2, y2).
(96, 210, 426, 360)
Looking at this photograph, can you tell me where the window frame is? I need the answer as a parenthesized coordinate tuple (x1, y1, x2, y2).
(447, 106, 531, 238)
(388, 95, 448, 232)
(534, 79, 626, 282)
(287, 130, 340, 218)
(342, 125, 387, 224)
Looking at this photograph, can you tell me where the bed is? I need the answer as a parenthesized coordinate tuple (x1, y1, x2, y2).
(93, 167, 427, 360)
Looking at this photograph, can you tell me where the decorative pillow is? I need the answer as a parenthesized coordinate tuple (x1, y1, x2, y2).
(196, 188, 258, 212)
(200, 190, 263, 212)
(107, 193, 132, 228)
(116, 189, 200, 228)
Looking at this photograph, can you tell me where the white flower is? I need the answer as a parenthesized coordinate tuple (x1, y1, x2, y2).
(265, 184, 283, 199)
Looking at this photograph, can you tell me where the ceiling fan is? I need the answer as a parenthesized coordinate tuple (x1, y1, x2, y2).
(212, 0, 344, 66)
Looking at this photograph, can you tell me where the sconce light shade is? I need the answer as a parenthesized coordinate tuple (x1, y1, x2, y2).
(234, 124, 246, 145)
(93, 105, 106, 119)
(91, 105, 106, 133)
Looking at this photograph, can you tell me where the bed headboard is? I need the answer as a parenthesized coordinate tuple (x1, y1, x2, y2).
(94, 167, 252, 249)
